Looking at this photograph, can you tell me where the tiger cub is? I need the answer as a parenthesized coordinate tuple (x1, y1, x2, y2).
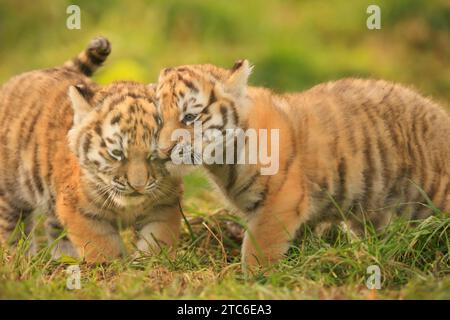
(154, 60, 450, 271)
(0, 37, 182, 262)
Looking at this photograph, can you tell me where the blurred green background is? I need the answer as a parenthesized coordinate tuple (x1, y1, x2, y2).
(0, 0, 449, 104)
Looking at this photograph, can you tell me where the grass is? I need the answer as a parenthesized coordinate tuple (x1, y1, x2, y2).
(0, 170, 449, 299)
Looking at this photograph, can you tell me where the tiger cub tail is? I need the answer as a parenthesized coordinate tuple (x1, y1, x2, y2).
(63, 36, 111, 77)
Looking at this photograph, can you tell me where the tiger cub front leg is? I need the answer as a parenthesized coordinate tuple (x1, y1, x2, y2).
(135, 206, 181, 255)
(241, 208, 304, 273)
(56, 198, 124, 263)
(45, 215, 79, 259)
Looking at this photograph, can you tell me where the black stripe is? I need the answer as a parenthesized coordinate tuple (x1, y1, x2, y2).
(320, 166, 345, 217)
(440, 182, 450, 212)
(48, 219, 62, 230)
(0, 223, 17, 232)
(0, 75, 36, 131)
(342, 99, 360, 154)
(229, 101, 239, 126)
(369, 102, 397, 198)
(82, 133, 92, 154)
(45, 122, 56, 186)
(87, 50, 105, 65)
(16, 99, 38, 156)
(414, 115, 431, 195)
(378, 94, 402, 150)
(379, 85, 395, 105)
(220, 105, 228, 128)
(334, 157, 347, 206)
(163, 67, 173, 75)
(236, 172, 260, 195)
(110, 114, 121, 125)
(207, 125, 224, 131)
(78, 208, 105, 221)
(46, 218, 65, 239)
(360, 128, 375, 209)
(94, 122, 102, 136)
(74, 58, 93, 76)
(377, 138, 390, 190)
(200, 114, 212, 125)
(422, 175, 439, 209)
(22, 101, 42, 147)
(177, 67, 204, 81)
(123, 92, 150, 102)
(32, 142, 44, 195)
(182, 79, 199, 93)
(226, 165, 236, 191)
(107, 95, 127, 111)
(208, 90, 217, 106)
(365, 102, 390, 204)
(245, 184, 268, 212)
(272, 107, 297, 195)
(0, 202, 17, 219)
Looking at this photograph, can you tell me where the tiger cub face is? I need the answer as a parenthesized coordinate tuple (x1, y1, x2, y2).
(68, 81, 168, 206)
(155, 61, 253, 164)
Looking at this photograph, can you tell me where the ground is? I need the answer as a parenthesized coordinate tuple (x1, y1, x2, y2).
(0, 170, 449, 299)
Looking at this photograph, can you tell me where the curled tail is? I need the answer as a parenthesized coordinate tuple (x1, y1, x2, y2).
(63, 36, 111, 77)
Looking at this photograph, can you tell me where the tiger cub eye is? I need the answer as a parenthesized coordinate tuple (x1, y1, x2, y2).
(182, 113, 197, 123)
(111, 149, 124, 160)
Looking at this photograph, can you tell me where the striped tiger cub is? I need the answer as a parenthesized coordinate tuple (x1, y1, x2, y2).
(154, 60, 450, 271)
(0, 37, 182, 262)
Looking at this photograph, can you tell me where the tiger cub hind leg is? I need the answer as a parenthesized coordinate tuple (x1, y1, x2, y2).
(0, 196, 35, 251)
(241, 208, 306, 273)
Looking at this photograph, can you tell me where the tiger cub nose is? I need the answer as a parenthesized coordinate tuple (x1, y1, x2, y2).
(128, 179, 147, 194)
(127, 165, 148, 194)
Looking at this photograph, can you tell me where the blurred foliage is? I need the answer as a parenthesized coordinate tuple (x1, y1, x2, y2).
(0, 0, 448, 105)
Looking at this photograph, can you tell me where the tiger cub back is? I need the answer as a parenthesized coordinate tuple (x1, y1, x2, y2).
(285, 78, 450, 229)
(0, 38, 111, 212)
(0, 37, 111, 244)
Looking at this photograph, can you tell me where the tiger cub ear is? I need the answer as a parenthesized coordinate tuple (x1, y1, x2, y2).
(224, 59, 253, 98)
(68, 84, 94, 125)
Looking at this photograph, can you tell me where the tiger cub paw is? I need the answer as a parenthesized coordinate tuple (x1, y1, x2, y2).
(51, 239, 79, 260)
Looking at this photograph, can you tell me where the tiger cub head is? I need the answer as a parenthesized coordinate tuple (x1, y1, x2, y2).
(155, 60, 253, 164)
(67, 81, 169, 203)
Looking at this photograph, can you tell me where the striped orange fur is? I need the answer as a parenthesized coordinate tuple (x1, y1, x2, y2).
(155, 60, 450, 271)
(0, 38, 182, 262)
